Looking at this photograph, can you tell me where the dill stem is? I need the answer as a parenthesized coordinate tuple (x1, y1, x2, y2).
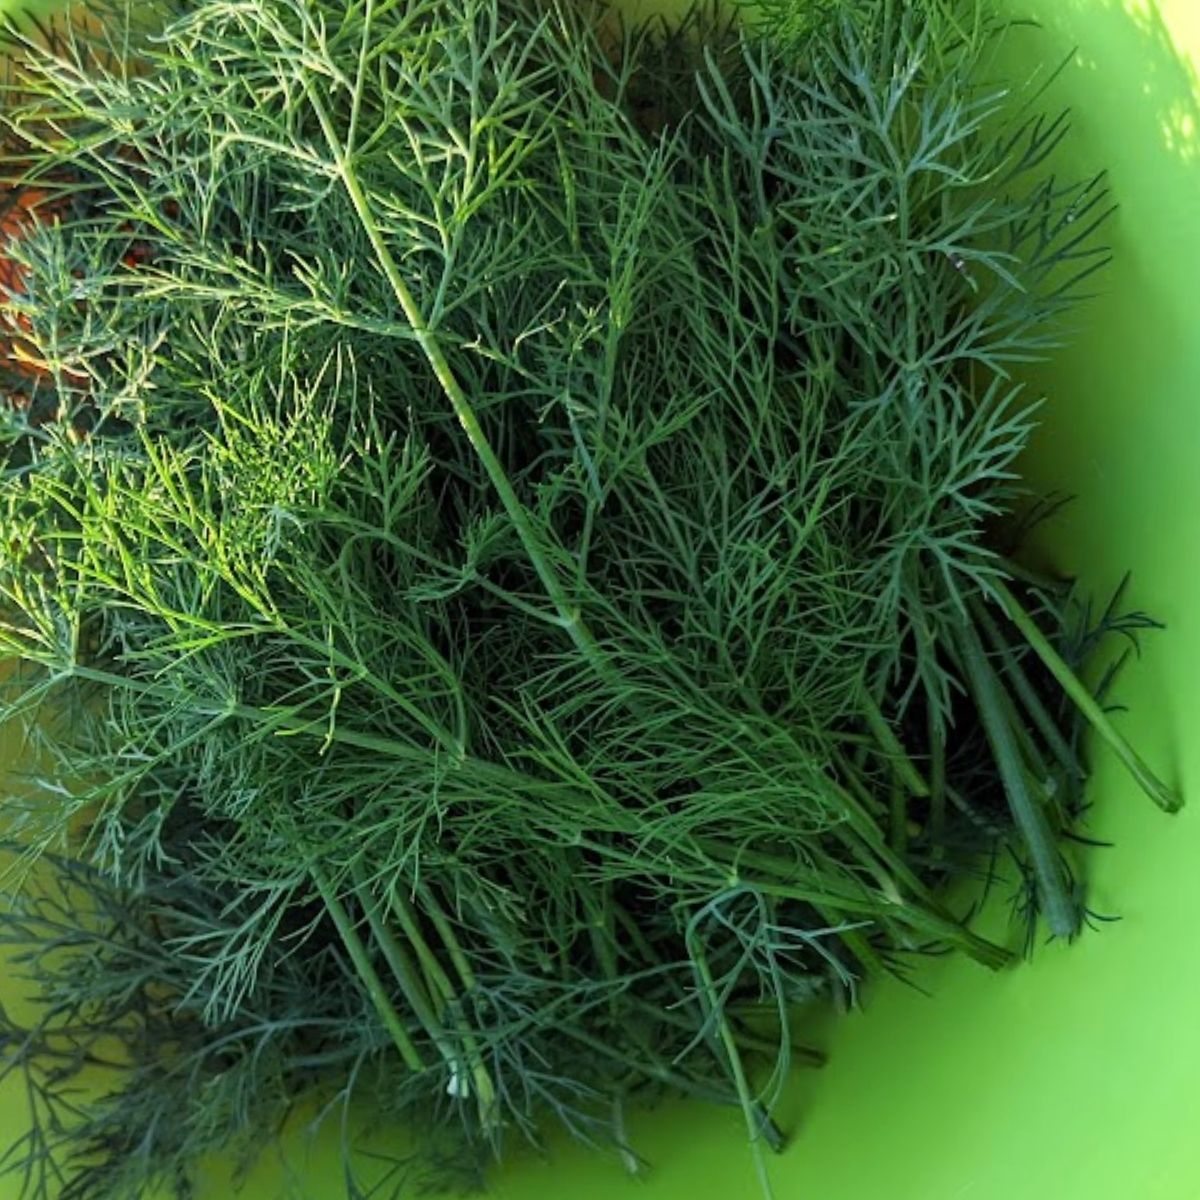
(974, 597, 1083, 781)
(388, 882, 499, 1130)
(686, 932, 776, 1200)
(827, 779, 935, 903)
(302, 82, 618, 694)
(416, 881, 479, 994)
(987, 644, 1055, 792)
(956, 620, 1078, 939)
(696, 839, 1011, 968)
(991, 580, 1180, 812)
(308, 863, 426, 1072)
(349, 864, 451, 1058)
(387, 885, 457, 1007)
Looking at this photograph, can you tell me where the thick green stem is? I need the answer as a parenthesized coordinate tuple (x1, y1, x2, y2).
(973, 596, 1082, 782)
(698, 839, 1011, 969)
(387, 886, 458, 1009)
(984, 642, 1057, 803)
(991, 580, 1180, 813)
(828, 778, 940, 909)
(686, 928, 776, 1200)
(388, 882, 499, 1131)
(308, 863, 425, 1072)
(350, 864, 451, 1059)
(956, 621, 1079, 939)
(695, 837, 877, 910)
(417, 881, 479, 994)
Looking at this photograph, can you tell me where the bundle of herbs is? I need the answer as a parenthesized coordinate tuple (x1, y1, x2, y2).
(0, 0, 1179, 1196)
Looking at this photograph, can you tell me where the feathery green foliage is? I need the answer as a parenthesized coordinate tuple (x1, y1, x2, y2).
(0, 0, 1176, 1196)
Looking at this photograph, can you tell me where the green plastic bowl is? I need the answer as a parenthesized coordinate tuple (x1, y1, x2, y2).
(2, 2, 1197, 1197)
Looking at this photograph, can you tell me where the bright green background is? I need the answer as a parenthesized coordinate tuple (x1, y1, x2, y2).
(3, 1, 1200, 1197)
(0, 0, 71, 24)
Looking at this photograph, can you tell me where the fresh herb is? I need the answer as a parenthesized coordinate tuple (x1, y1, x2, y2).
(0, 0, 1177, 1196)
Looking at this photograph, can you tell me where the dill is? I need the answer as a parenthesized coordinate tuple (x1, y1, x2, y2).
(0, 1, 1177, 1196)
